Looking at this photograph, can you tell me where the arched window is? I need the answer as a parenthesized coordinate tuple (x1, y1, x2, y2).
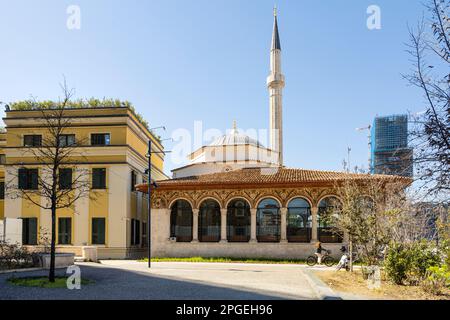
(170, 200, 193, 242)
(318, 197, 343, 243)
(358, 196, 375, 212)
(199, 199, 221, 242)
(287, 198, 311, 242)
(227, 199, 250, 242)
(257, 198, 280, 242)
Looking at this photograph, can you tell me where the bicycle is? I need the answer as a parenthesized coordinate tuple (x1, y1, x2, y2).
(306, 249, 335, 267)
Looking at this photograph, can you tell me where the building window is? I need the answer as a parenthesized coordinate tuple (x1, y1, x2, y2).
(287, 198, 311, 243)
(170, 200, 193, 242)
(18, 168, 38, 190)
(0, 181, 4, 199)
(131, 170, 137, 191)
(0, 154, 6, 164)
(257, 198, 280, 242)
(131, 219, 140, 245)
(92, 168, 106, 189)
(22, 218, 37, 245)
(58, 217, 72, 245)
(142, 222, 147, 245)
(198, 199, 221, 242)
(59, 134, 76, 147)
(59, 168, 72, 190)
(318, 197, 343, 243)
(92, 218, 106, 245)
(227, 199, 250, 242)
(24, 135, 42, 147)
(91, 133, 110, 146)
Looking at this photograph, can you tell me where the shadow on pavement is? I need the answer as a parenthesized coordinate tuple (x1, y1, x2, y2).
(0, 264, 312, 300)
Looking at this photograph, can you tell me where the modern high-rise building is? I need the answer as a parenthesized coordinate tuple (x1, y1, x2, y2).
(371, 114, 413, 177)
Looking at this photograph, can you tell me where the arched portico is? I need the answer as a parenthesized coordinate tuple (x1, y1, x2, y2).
(227, 198, 251, 242)
(170, 199, 193, 242)
(198, 199, 221, 242)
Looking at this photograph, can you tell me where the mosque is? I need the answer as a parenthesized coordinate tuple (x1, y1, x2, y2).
(136, 10, 406, 259)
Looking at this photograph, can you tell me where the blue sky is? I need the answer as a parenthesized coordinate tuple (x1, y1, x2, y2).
(0, 0, 427, 175)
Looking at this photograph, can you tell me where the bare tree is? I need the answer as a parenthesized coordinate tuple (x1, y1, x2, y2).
(404, 0, 450, 198)
(6, 81, 91, 282)
(323, 177, 431, 268)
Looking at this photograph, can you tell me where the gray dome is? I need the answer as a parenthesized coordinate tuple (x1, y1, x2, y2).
(209, 128, 264, 147)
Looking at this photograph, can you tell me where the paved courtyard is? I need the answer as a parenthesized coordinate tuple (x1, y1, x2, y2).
(0, 261, 339, 300)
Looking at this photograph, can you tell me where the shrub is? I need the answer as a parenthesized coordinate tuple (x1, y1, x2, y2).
(384, 241, 441, 285)
(407, 241, 441, 285)
(384, 242, 411, 285)
(421, 265, 450, 295)
(0, 241, 36, 270)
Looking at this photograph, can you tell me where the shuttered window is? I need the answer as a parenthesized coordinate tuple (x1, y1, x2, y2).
(92, 218, 106, 245)
(58, 218, 72, 245)
(0, 181, 4, 199)
(58, 134, 76, 147)
(24, 135, 42, 147)
(18, 168, 38, 190)
(131, 219, 140, 245)
(59, 168, 72, 190)
(92, 168, 106, 189)
(91, 134, 110, 146)
(22, 218, 38, 245)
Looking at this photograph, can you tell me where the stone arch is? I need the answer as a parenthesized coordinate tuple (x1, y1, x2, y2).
(196, 196, 223, 210)
(169, 199, 193, 242)
(226, 198, 251, 242)
(285, 195, 314, 208)
(198, 198, 221, 242)
(316, 194, 342, 208)
(168, 197, 194, 210)
(317, 195, 343, 243)
(255, 195, 282, 209)
(225, 195, 253, 208)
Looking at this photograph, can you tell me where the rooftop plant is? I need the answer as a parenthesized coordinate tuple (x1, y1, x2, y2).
(9, 98, 160, 142)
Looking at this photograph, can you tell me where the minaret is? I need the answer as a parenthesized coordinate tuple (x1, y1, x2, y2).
(267, 6, 285, 166)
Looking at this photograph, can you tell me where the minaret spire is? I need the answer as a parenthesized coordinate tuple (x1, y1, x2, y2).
(271, 6, 281, 51)
(267, 7, 285, 166)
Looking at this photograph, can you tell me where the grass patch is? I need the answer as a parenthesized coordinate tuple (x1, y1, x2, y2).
(8, 276, 94, 288)
(138, 256, 307, 264)
(314, 269, 450, 300)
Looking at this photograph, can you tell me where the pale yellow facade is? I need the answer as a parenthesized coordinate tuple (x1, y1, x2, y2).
(0, 107, 166, 259)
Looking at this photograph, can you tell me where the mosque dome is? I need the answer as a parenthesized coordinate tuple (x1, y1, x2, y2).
(208, 121, 264, 148)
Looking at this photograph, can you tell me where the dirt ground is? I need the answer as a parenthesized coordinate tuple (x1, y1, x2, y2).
(314, 269, 450, 300)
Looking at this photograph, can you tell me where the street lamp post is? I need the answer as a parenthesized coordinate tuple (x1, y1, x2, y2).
(147, 139, 152, 269)
(356, 125, 372, 173)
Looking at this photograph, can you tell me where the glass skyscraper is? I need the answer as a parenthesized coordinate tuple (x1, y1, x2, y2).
(371, 114, 413, 177)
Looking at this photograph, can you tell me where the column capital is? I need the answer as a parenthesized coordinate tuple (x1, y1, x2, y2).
(220, 208, 227, 215)
(250, 208, 257, 215)
(192, 208, 199, 215)
(280, 207, 288, 215)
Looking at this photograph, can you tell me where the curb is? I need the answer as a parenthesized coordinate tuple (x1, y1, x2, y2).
(303, 268, 342, 300)
(0, 267, 43, 274)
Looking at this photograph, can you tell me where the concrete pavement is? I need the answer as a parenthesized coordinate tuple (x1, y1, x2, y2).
(0, 261, 340, 300)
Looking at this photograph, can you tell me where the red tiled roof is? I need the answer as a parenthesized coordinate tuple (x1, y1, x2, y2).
(136, 167, 411, 191)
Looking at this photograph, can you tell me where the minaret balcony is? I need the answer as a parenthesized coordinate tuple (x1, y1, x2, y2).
(266, 73, 285, 88)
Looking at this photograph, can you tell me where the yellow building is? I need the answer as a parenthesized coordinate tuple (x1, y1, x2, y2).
(0, 105, 166, 259)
